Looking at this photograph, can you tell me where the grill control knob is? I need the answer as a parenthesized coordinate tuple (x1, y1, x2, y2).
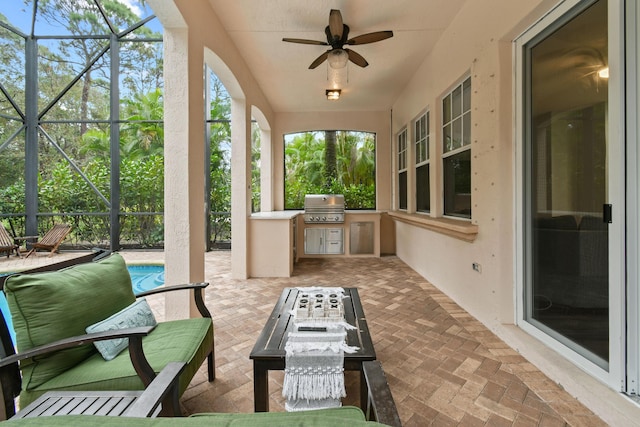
(321, 217, 326, 221)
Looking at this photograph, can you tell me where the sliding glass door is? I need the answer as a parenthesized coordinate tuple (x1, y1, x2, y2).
(523, 0, 610, 369)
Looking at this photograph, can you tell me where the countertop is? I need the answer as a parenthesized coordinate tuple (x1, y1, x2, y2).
(250, 211, 301, 220)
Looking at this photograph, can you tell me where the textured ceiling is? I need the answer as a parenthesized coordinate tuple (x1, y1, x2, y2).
(206, 0, 467, 112)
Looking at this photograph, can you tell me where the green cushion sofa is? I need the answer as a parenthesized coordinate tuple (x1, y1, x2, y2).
(0, 407, 387, 426)
(0, 250, 214, 419)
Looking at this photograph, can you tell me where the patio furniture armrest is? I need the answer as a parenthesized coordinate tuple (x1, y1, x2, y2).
(136, 283, 211, 318)
(123, 361, 186, 418)
(0, 326, 157, 387)
(362, 361, 402, 427)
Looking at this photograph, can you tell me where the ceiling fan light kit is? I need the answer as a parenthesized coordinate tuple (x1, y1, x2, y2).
(328, 49, 349, 69)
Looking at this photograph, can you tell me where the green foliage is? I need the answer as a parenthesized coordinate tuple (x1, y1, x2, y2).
(120, 155, 164, 246)
(284, 131, 376, 209)
(0, 3, 382, 249)
(0, 179, 25, 213)
(206, 74, 233, 243)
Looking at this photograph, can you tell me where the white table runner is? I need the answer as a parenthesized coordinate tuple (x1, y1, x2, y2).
(282, 288, 358, 412)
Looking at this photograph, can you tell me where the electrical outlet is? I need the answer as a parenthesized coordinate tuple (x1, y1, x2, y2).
(472, 262, 482, 273)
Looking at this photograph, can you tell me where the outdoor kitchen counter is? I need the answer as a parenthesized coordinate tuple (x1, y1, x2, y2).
(249, 211, 301, 278)
(250, 210, 302, 220)
(249, 211, 387, 278)
(298, 211, 383, 261)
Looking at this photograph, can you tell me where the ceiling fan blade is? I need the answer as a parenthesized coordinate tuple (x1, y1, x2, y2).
(346, 31, 394, 45)
(345, 49, 369, 68)
(309, 51, 329, 69)
(282, 38, 329, 46)
(329, 9, 344, 40)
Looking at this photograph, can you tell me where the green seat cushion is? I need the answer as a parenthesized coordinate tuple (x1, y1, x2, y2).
(20, 317, 213, 407)
(1, 407, 389, 426)
(190, 406, 369, 425)
(4, 253, 136, 390)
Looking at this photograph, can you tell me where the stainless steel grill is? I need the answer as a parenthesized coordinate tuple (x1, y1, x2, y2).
(303, 194, 345, 224)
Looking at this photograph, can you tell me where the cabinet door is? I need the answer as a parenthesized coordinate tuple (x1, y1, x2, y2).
(304, 228, 325, 254)
(350, 222, 374, 254)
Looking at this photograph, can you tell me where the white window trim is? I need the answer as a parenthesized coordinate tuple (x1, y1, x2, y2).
(441, 76, 472, 220)
(397, 127, 408, 211)
(414, 111, 430, 167)
(398, 127, 408, 174)
(414, 110, 430, 213)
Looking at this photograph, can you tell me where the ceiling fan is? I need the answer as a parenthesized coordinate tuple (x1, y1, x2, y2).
(283, 9, 393, 69)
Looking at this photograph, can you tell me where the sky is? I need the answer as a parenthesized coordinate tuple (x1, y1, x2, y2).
(0, 0, 163, 36)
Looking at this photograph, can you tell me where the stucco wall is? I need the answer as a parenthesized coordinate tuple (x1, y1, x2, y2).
(389, 0, 556, 328)
(154, 0, 277, 282)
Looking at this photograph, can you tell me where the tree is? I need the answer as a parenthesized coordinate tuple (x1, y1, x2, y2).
(208, 73, 232, 243)
(0, 1, 167, 246)
(36, 0, 161, 134)
(0, 15, 26, 189)
(121, 88, 164, 157)
(284, 131, 376, 209)
(324, 130, 337, 188)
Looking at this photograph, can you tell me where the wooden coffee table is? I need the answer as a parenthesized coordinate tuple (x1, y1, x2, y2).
(250, 287, 376, 412)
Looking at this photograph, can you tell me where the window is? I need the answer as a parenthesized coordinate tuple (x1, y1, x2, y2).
(283, 131, 376, 209)
(415, 112, 430, 212)
(442, 77, 471, 218)
(398, 128, 408, 210)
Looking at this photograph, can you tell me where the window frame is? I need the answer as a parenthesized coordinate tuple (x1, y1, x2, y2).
(442, 76, 472, 219)
(397, 127, 408, 210)
(414, 111, 430, 213)
(282, 130, 377, 210)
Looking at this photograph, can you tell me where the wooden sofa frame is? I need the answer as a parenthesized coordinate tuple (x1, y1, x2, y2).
(8, 361, 400, 425)
(10, 361, 187, 419)
(0, 249, 214, 420)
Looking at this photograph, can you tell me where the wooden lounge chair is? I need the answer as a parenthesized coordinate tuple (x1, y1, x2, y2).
(0, 224, 20, 258)
(25, 224, 72, 258)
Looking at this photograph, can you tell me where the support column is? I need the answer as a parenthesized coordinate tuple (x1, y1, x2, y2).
(109, 34, 121, 251)
(163, 27, 206, 319)
(24, 37, 38, 237)
(231, 99, 251, 279)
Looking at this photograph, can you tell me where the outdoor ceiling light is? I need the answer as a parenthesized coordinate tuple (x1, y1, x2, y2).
(326, 89, 341, 100)
(328, 49, 349, 69)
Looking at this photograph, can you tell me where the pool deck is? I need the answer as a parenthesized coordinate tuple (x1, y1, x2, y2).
(0, 250, 165, 274)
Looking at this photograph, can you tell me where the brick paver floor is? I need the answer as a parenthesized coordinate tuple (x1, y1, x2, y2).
(0, 251, 607, 426)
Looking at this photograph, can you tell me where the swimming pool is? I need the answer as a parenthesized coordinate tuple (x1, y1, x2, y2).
(128, 265, 165, 294)
(0, 264, 164, 344)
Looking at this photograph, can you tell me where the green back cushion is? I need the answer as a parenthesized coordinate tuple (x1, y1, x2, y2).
(4, 253, 136, 389)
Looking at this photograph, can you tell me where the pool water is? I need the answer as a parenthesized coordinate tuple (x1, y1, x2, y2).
(128, 265, 165, 294)
(0, 265, 164, 345)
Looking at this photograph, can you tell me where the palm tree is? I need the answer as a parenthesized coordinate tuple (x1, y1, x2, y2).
(324, 130, 337, 188)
